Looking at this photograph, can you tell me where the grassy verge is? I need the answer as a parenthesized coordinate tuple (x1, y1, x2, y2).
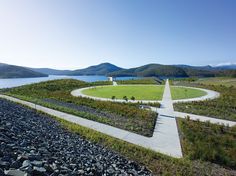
(178, 117, 236, 169)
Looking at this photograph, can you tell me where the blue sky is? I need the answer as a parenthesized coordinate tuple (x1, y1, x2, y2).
(0, 0, 235, 69)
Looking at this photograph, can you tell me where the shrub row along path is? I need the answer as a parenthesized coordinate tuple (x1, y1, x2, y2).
(1, 80, 236, 159)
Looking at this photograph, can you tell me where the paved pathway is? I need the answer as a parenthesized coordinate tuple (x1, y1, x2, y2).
(1, 80, 235, 158)
(0, 80, 183, 158)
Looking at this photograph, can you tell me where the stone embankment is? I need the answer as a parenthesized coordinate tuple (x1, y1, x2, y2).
(0, 99, 151, 176)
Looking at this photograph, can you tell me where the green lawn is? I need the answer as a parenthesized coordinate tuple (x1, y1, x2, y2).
(171, 86, 207, 100)
(82, 85, 164, 100)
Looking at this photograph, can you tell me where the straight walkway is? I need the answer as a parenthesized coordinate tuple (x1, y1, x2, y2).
(0, 80, 183, 158)
(1, 80, 235, 158)
(151, 79, 182, 157)
(0, 91, 182, 158)
(175, 111, 236, 127)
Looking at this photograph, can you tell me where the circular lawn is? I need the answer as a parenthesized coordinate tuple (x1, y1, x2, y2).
(82, 85, 164, 101)
(171, 86, 207, 100)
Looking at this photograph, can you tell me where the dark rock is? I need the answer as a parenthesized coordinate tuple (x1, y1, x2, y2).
(17, 155, 28, 163)
(4, 169, 27, 176)
(0, 168, 5, 176)
(22, 160, 31, 168)
(0, 99, 152, 176)
(31, 161, 43, 167)
(0, 161, 10, 169)
(10, 160, 21, 169)
(32, 166, 46, 175)
(0, 151, 4, 157)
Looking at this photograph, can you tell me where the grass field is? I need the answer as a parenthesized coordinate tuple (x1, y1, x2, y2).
(82, 85, 164, 100)
(171, 86, 207, 100)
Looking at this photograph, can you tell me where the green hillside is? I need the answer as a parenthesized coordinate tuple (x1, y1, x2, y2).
(70, 62, 122, 75)
(0, 63, 48, 78)
(109, 64, 188, 77)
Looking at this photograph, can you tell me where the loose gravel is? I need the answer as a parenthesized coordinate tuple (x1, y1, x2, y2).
(0, 98, 151, 176)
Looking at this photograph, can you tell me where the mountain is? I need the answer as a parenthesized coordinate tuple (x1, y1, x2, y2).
(109, 63, 236, 78)
(109, 64, 188, 77)
(214, 64, 236, 70)
(0, 63, 48, 78)
(69, 63, 123, 76)
(29, 68, 72, 75)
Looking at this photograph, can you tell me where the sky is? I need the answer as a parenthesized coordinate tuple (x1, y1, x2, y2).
(0, 0, 235, 69)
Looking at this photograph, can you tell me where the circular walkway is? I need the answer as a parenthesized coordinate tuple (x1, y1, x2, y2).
(71, 85, 220, 103)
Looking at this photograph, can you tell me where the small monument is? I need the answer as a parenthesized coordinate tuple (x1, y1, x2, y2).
(108, 77, 113, 82)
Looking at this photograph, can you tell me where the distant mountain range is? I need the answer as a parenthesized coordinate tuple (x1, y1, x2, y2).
(0, 62, 235, 79)
(0, 63, 48, 79)
(29, 63, 122, 76)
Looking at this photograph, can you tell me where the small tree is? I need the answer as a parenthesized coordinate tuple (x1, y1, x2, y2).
(111, 95, 116, 100)
(186, 115, 190, 121)
(131, 96, 135, 101)
(184, 89, 188, 97)
(123, 96, 128, 101)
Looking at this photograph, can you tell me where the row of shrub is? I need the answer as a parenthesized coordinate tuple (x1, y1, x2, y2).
(178, 117, 236, 169)
(116, 77, 162, 85)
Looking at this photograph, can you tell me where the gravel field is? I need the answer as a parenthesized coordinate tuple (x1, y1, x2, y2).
(0, 98, 151, 176)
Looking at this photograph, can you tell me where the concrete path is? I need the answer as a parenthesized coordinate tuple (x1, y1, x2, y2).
(175, 111, 236, 127)
(0, 93, 182, 158)
(0, 80, 183, 158)
(151, 79, 182, 157)
(71, 85, 219, 104)
(154, 108, 236, 127)
(1, 80, 235, 159)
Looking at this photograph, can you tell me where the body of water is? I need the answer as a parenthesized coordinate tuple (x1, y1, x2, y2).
(0, 75, 139, 88)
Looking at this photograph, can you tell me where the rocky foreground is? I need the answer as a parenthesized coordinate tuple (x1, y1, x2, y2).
(0, 99, 151, 176)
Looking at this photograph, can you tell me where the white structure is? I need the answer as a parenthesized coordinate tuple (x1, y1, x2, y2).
(108, 77, 113, 82)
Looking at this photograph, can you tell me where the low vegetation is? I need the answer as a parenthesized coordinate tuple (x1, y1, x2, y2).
(173, 78, 236, 121)
(170, 86, 206, 100)
(195, 77, 236, 87)
(5, 79, 157, 137)
(178, 117, 236, 169)
(116, 77, 163, 85)
(82, 85, 164, 100)
(49, 115, 235, 176)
